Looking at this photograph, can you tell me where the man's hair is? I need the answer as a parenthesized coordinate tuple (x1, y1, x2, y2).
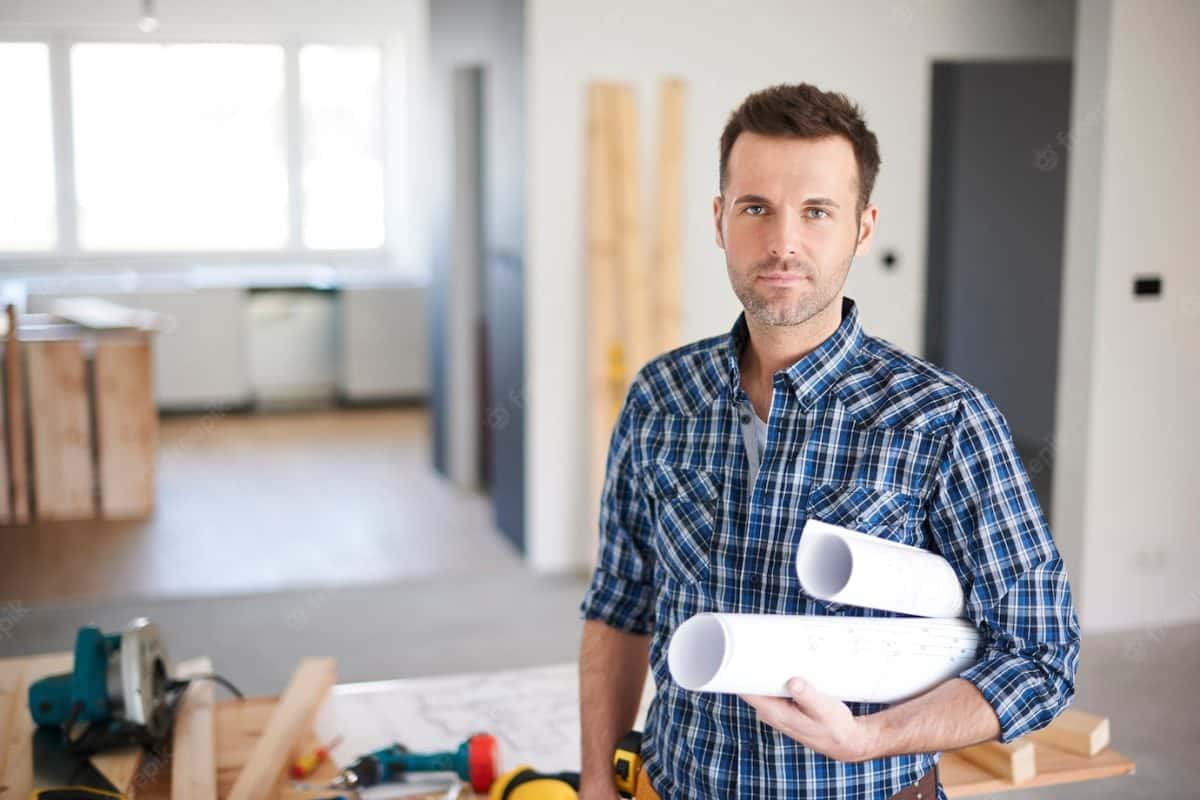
(719, 83, 881, 215)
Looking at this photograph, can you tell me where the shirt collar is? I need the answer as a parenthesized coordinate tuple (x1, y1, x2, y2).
(725, 297, 864, 410)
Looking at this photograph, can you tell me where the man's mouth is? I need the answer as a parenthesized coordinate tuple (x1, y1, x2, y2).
(756, 272, 808, 285)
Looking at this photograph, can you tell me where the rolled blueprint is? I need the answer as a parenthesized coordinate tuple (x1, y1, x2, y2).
(668, 612, 980, 702)
(795, 519, 966, 618)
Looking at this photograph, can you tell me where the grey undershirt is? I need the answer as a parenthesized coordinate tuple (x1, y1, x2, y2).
(737, 402, 769, 482)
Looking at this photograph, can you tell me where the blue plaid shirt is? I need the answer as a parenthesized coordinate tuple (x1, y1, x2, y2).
(581, 298, 1080, 799)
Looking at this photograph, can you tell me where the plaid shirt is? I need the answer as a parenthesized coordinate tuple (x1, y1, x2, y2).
(580, 298, 1080, 799)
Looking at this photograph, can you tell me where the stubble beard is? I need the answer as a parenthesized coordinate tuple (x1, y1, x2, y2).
(730, 253, 851, 328)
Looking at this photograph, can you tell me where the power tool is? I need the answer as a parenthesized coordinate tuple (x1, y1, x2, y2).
(28, 618, 242, 755)
(325, 733, 499, 794)
(489, 730, 646, 800)
(489, 767, 580, 799)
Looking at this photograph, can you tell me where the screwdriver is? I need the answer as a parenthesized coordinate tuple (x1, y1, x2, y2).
(291, 735, 344, 779)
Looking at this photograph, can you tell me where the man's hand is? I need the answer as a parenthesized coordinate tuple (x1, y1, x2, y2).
(740, 678, 879, 763)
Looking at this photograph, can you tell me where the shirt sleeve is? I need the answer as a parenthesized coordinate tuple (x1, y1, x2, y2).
(925, 389, 1081, 743)
(579, 380, 656, 635)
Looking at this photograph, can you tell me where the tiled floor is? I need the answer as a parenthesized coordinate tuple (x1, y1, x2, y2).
(0, 407, 520, 605)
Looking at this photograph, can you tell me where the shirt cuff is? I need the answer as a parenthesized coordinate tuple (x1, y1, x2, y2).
(580, 567, 654, 635)
(957, 653, 1065, 744)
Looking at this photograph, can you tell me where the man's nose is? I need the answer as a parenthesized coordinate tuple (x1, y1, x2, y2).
(766, 213, 802, 258)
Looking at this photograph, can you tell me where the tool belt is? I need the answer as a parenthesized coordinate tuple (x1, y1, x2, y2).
(634, 763, 939, 800)
(889, 764, 939, 800)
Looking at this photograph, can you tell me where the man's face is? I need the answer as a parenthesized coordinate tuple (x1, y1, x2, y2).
(714, 132, 877, 328)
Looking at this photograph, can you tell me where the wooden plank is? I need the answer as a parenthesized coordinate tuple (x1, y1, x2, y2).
(585, 82, 622, 570)
(50, 298, 164, 331)
(132, 695, 294, 800)
(216, 697, 297, 799)
(172, 657, 217, 800)
(1024, 740, 1134, 789)
(954, 739, 1036, 783)
(94, 336, 157, 519)
(138, 697, 285, 800)
(91, 746, 144, 797)
(0, 652, 74, 800)
(652, 79, 685, 356)
(226, 658, 336, 800)
(0, 342, 9, 524)
(26, 339, 95, 520)
(4, 307, 29, 524)
(1028, 708, 1110, 757)
(612, 85, 653, 379)
(0, 658, 25, 787)
(941, 742, 1134, 797)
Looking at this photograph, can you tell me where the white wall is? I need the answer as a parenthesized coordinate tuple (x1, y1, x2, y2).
(525, 0, 1076, 572)
(0, 0, 430, 279)
(1054, 0, 1200, 632)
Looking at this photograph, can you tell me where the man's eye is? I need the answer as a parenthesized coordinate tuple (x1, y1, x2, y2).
(744, 205, 766, 216)
(807, 208, 830, 219)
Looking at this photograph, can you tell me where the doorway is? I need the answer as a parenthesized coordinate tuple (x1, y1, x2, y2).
(925, 61, 1073, 512)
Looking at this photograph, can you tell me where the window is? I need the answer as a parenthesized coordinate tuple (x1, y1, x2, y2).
(72, 43, 289, 251)
(0, 43, 57, 250)
(0, 39, 387, 257)
(300, 45, 385, 250)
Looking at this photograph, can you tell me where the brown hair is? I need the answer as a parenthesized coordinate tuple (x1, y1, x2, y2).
(719, 83, 881, 214)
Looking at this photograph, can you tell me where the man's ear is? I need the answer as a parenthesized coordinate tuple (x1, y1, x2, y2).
(713, 195, 726, 250)
(854, 204, 879, 256)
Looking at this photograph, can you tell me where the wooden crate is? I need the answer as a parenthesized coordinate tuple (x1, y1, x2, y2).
(0, 310, 158, 524)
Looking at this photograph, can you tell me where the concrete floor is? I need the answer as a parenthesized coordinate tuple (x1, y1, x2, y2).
(0, 407, 519, 604)
(0, 570, 592, 693)
(1001, 618, 1198, 800)
(0, 408, 1194, 798)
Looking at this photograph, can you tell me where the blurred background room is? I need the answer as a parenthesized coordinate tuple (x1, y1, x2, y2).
(0, 1, 1196, 798)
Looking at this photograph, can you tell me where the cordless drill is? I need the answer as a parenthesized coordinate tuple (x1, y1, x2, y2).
(332, 733, 499, 793)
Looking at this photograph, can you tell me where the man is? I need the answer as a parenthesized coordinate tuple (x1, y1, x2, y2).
(578, 83, 1080, 799)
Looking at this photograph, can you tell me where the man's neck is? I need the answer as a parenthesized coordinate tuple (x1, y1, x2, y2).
(739, 295, 844, 417)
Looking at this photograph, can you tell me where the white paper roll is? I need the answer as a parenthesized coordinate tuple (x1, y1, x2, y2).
(668, 613, 980, 702)
(795, 519, 966, 618)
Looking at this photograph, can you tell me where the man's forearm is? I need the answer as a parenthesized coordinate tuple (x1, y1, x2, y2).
(579, 620, 652, 787)
(862, 677, 1000, 759)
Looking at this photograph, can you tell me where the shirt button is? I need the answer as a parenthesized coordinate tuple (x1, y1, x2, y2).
(740, 413, 751, 424)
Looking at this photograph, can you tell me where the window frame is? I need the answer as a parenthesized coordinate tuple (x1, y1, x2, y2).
(0, 28, 392, 268)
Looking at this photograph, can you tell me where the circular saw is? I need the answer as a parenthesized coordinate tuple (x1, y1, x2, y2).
(28, 618, 181, 753)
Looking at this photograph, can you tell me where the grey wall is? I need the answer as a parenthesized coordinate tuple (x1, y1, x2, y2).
(1053, 0, 1200, 631)
(524, 0, 1075, 570)
(926, 62, 1072, 452)
(429, 0, 526, 548)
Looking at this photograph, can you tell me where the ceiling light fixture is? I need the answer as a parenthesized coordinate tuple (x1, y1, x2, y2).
(138, 0, 159, 34)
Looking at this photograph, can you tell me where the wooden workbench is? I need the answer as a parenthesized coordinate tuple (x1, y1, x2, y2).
(2, 658, 1134, 799)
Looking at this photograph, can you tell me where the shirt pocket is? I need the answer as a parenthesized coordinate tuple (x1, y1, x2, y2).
(802, 482, 915, 614)
(642, 462, 720, 585)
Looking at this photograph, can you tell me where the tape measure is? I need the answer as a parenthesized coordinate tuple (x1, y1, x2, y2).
(489, 729, 644, 800)
(489, 766, 580, 799)
(612, 731, 644, 797)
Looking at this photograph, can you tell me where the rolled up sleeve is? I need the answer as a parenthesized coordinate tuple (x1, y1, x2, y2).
(926, 390, 1081, 743)
(579, 382, 656, 635)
